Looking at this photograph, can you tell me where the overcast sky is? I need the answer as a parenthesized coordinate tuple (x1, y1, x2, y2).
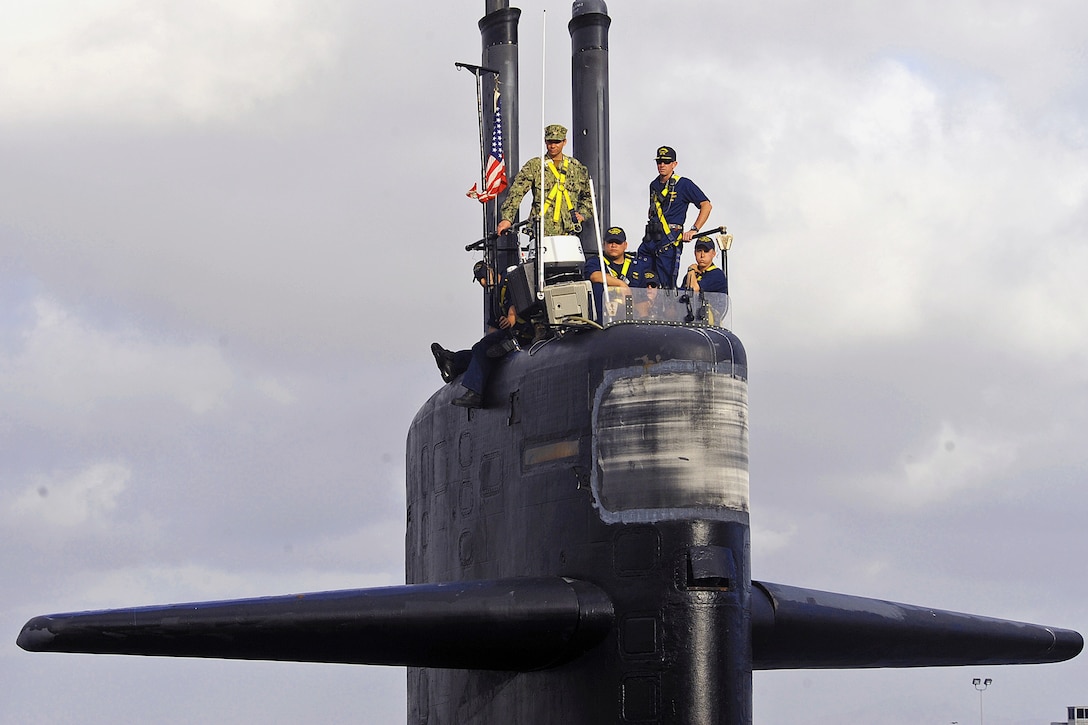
(2, 0, 1086, 723)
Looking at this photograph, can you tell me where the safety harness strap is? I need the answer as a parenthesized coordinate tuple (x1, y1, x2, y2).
(694, 263, 718, 283)
(608, 256, 632, 282)
(543, 158, 575, 223)
(652, 174, 683, 247)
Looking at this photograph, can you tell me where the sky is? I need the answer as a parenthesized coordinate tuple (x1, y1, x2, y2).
(1, 0, 1086, 722)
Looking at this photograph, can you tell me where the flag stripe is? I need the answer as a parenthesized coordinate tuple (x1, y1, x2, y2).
(467, 93, 507, 203)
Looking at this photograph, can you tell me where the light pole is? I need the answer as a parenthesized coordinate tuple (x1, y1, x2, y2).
(972, 678, 992, 725)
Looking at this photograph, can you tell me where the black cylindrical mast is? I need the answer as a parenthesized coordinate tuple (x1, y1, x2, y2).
(569, 0, 611, 232)
(480, 2, 521, 274)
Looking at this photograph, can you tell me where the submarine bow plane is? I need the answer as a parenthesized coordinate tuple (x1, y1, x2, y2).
(17, 2, 1081, 723)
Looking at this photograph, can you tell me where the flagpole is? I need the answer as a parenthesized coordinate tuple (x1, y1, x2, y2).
(474, 71, 485, 194)
(455, 63, 501, 206)
(537, 9, 546, 301)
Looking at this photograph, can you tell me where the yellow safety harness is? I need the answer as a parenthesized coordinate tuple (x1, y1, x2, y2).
(652, 174, 683, 245)
(693, 264, 718, 284)
(601, 255, 635, 317)
(608, 256, 633, 281)
(543, 157, 575, 223)
(691, 264, 722, 326)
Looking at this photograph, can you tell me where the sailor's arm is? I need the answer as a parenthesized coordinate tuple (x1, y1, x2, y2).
(682, 200, 713, 242)
(497, 159, 539, 232)
(684, 265, 701, 292)
(588, 270, 631, 289)
(497, 306, 517, 330)
(572, 161, 592, 223)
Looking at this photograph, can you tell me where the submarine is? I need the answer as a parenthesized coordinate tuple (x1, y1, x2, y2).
(16, 2, 1082, 724)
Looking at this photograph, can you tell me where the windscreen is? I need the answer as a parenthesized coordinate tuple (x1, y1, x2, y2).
(599, 288, 731, 329)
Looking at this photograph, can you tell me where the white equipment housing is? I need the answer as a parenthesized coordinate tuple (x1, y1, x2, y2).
(539, 236, 591, 323)
(540, 236, 585, 285)
(543, 281, 592, 324)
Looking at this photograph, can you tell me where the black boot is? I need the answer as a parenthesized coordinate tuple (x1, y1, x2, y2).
(451, 388, 483, 409)
(430, 342, 456, 383)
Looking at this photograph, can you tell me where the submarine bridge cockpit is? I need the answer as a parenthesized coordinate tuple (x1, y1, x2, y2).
(509, 233, 733, 332)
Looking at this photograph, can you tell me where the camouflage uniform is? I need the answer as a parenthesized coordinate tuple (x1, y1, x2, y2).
(500, 154, 593, 237)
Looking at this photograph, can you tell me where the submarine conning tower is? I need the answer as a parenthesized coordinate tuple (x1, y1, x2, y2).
(406, 320, 752, 723)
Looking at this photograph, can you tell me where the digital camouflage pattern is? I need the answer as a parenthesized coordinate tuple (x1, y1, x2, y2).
(544, 124, 568, 140)
(499, 156, 593, 236)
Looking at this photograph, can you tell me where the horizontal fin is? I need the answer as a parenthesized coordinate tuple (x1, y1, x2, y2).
(751, 580, 1083, 669)
(18, 577, 613, 671)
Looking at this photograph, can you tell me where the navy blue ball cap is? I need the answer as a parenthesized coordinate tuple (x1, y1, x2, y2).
(604, 226, 626, 243)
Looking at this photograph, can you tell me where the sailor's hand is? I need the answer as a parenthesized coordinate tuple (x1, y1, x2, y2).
(608, 277, 631, 291)
(574, 212, 585, 223)
(498, 308, 516, 329)
(687, 265, 698, 274)
(496, 220, 512, 235)
(682, 229, 696, 242)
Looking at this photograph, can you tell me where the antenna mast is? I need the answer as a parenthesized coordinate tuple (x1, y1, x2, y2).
(537, 9, 547, 300)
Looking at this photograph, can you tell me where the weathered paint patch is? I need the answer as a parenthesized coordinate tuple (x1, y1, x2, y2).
(592, 366, 749, 523)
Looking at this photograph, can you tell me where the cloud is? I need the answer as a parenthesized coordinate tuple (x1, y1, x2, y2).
(840, 421, 1019, 508)
(0, 0, 339, 124)
(252, 374, 296, 405)
(679, 52, 1088, 360)
(1, 296, 238, 415)
(750, 518, 796, 557)
(10, 460, 130, 528)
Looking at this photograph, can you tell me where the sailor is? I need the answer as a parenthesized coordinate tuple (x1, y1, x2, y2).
(496, 124, 592, 238)
(430, 261, 492, 383)
(682, 238, 728, 293)
(638, 145, 712, 288)
(583, 226, 647, 290)
(431, 262, 534, 409)
(585, 226, 659, 322)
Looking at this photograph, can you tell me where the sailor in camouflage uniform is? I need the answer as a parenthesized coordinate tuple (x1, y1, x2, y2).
(496, 124, 593, 238)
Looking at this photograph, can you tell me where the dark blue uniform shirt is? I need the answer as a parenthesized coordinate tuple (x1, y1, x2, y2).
(649, 175, 709, 228)
(687, 264, 727, 293)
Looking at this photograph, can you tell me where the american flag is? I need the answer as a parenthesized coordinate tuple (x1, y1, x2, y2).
(467, 91, 507, 203)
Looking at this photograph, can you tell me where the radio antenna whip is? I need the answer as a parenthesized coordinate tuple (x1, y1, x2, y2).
(589, 179, 607, 322)
(536, 9, 547, 300)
